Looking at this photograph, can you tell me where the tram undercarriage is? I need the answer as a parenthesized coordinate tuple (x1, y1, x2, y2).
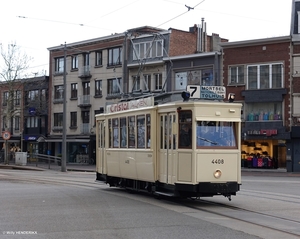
(96, 173, 240, 200)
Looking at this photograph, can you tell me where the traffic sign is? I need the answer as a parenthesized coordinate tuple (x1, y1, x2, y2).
(2, 131, 11, 140)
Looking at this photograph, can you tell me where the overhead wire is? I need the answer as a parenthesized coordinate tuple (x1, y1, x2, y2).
(156, 0, 205, 28)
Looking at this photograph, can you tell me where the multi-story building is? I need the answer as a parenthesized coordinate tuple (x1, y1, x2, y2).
(47, 33, 125, 163)
(290, 0, 300, 172)
(221, 36, 291, 169)
(0, 76, 49, 163)
(0, 80, 23, 154)
(126, 22, 227, 102)
(22, 76, 49, 160)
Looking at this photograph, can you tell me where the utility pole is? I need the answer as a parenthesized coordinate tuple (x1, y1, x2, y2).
(61, 43, 67, 172)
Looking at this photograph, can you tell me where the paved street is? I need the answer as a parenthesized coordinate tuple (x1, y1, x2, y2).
(0, 169, 264, 239)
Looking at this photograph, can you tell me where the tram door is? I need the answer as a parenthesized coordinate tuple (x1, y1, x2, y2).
(97, 120, 106, 174)
(158, 113, 177, 184)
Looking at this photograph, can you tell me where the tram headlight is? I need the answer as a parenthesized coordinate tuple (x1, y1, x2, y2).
(213, 169, 222, 179)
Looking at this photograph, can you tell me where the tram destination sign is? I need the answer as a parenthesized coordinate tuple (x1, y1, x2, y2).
(187, 85, 226, 99)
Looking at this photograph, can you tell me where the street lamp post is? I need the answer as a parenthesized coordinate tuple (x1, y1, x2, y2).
(61, 43, 67, 172)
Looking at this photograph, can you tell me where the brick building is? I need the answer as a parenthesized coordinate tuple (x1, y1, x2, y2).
(221, 36, 291, 169)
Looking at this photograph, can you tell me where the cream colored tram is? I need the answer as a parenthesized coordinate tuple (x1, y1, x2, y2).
(96, 96, 242, 200)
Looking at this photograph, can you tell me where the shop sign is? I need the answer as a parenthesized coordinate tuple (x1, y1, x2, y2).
(247, 129, 277, 136)
(24, 136, 37, 141)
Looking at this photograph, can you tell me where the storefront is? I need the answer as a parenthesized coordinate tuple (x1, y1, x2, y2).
(46, 137, 91, 164)
(23, 135, 47, 162)
(241, 128, 289, 169)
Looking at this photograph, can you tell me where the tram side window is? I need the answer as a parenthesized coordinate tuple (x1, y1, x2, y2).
(178, 110, 192, 149)
(137, 115, 145, 148)
(108, 119, 112, 148)
(120, 117, 127, 148)
(128, 116, 136, 148)
(146, 114, 151, 148)
(97, 121, 101, 148)
(113, 118, 119, 148)
(160, 116, 164, 149)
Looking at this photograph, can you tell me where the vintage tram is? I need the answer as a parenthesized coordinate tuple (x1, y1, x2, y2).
(95, 91, 242, 201)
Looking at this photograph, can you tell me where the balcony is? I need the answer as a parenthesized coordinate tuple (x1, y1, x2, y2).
(80, 123, 90, 134)
(78, 65, 91, 80)
(78, 95, 91, 108)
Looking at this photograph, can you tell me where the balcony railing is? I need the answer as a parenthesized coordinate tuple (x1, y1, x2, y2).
(78, 95, 91, 107)
(78, 65, 91, 78)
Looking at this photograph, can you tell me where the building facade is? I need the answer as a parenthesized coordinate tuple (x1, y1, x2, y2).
(22, 76, 49, 161)
(47, 33, 125, 164)
(0, 76, 49, 163)
(221, 36, 291, 169)
(290, 0, 300, 172)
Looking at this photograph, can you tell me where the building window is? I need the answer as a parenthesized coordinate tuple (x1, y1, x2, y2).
(81, 111, 90, 124)
(229, 66, 244, 84)
(54, 85, 64, 100)
(95, 80, 102, 96)
(40, 89, 46, 102)
(246, 102, 282, 121)
(14, 116, 20, 130)
(2, 116, 7, 130)
(27, 117, 38, 128)
(54, 113, 63, 127)
(107, 78, 122, 95)
(2, 92, 8, 106)
(71, 55, 78, 69)
(41, 116, 45, 127)
(28, 90, 39, 102)
(154, 74, 163, 90)
(174, 69, 213, 90)
(95, 51, 102, 66)
(247, 63, 283, 90)
(55, 57, 64, 73)
(155, 40, 163, 57)
(108, 47, 122, 66)
(82, 82, 90, 95)
(70, 112, 77, 127)
(71, 83, 77, 98)
(201, 68, 214, 86)
(133, 40, 163, 60)
(132, 75, 140, 91)
(83, 53, 90, 66)
(144, 74, 151, 91)
(15, 90, 21, 105)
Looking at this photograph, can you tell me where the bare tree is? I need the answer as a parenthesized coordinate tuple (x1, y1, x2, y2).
(0, 43, 32, 164)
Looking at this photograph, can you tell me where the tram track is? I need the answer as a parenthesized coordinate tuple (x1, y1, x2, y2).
(177, 198, 300, 238)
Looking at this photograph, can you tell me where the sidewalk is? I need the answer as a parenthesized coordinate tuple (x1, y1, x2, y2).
(0, 162, 96, 172)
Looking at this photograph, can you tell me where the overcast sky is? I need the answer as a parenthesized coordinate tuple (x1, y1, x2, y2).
(0, 0, 292, 77)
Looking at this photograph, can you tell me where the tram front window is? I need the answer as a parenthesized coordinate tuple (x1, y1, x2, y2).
(196, 121, 236, 148)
